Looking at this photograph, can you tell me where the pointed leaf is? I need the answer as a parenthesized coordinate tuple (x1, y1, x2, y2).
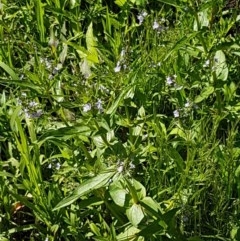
(114, 0, 127, 7)
(194, 86, 214, 103)
(126, 203, 144, 226)
(0, 61, 19, 80)
(214, 50, 228, 81)
(86, 22, 99, 64)
(53, 170, 115, 210)
(109, 180, 127, 207)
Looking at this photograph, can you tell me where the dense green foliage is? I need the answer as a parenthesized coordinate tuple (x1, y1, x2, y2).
(0, 0, 240, 240)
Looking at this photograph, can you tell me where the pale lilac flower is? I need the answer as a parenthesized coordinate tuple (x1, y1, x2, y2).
(185, 101, 190, 108)
(117, 162, 124, 173)
(142, 11, 147, 17)
(20, 74, 24, 80)
(203, 60, 210, 67)
(166, 76, 174, 85)
(55, 162, 61, 170)
(45, 60, 52, 70)
(52, 66, 60, 75)
(137, 11, 147, 25)
(29, 101, 38, 108)
(31, 109, 43, 118)
(114, 61, 121, 73)
(137, 14, 144, 25)
(120, 49, 125, 58)
(17, 98, 22, 106)
(99, 85, 109, 93)
(173, 110, 180, 118)
(153, 20, 160, 30)
(24, 108, 30, 118)
(161, 18, 166, 23)
(129, 162, 135, 169)
(83, 103, 91, 112)
(96, 99, 103, 112)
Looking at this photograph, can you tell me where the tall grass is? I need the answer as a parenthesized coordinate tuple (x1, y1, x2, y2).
(0, 0, 240, 240)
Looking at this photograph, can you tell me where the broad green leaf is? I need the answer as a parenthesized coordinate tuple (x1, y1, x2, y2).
(132, 179, 146, 200)
(0, 61, 19, 80)
(93, 135, 106, 148)
(214, 50, 228, 81)
(0, 237, 9, 241)
(39, 125, 91, 141)
(125, 178, 146, 203)
(86, 22, 99, 64)
(114, 0, 126, 7)
(53, 170, 115, 210)
(168, 127, 186, 140)
(135, 0, 146, 5)
(126, 203, 144, 226)
(140, 197, 161, 213)
(109, 180, 127, 207)
(194, 9, 209, 30)
(117, 226, 140, 241)
(64, 41, 88, 58)
(194, 86, 214, 103)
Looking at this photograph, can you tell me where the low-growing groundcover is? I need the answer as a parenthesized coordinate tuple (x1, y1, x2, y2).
(0, 0, 240, 240)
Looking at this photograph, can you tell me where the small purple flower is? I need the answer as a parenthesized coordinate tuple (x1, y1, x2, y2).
(185, 101, 190, 108)
(55, 162, 61, 170)
(129, 162, 135, 169)
(83, 103, 91, 112)
(166, 76, 174, 85)
(29, 101, 38, 108)
(153, 20, 160, 30)
(31, 109, 43, 118)
(96, 99, 103, 112)
(173, 110, 180, 118)
(120, 49, 125, 58)
(203, 60, 210, 67)
(137, 11, 147, 25)
(114, 62, 121, 73)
